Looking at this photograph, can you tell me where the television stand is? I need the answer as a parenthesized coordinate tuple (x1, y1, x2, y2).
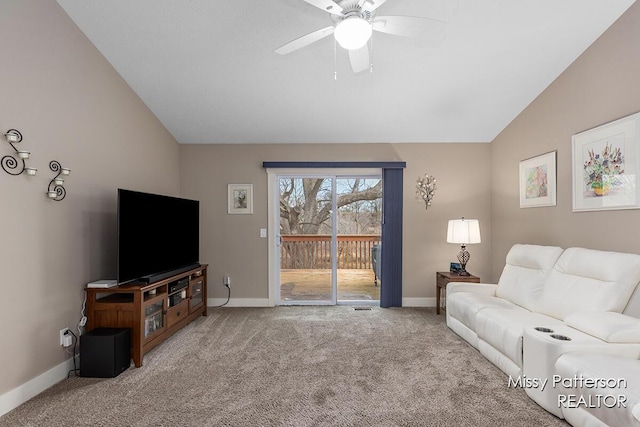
(85, 264, 207, 367)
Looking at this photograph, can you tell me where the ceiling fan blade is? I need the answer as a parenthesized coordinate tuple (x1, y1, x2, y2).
(301, 0, 343, 15)
(275, 26, 335, 55)
(361, 0, 388, 13)
(349, 44, 370, 74)
(373, 15, 447, 40)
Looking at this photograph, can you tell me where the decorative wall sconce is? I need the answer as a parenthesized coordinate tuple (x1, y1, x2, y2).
(2, 129, 37, 176)
(47, 161, 70, 201)
(416, 173, 437, 209)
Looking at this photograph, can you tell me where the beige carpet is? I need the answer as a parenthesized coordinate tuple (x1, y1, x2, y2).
(0, 307, 568, 426)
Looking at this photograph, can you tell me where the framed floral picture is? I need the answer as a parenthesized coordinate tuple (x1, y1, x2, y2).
(572, 112, 640, 212)
(228, 184, 253, 214)
(519, 151, 557, 208)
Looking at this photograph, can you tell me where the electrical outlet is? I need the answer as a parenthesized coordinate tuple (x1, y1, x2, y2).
(223, 275, 231, 288)
(59, 328, 71, 347)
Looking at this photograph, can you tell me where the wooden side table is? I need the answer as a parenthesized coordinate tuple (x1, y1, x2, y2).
(436, 271, 480, 314)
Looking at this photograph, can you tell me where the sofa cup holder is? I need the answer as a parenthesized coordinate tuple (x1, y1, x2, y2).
(550, 334, 571, 341)
(534, 327, 554, 333)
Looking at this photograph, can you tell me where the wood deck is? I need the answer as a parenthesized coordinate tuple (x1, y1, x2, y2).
(280, 269, 379, 302)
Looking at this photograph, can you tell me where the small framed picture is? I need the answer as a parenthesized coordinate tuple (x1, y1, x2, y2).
(519, 151, 557, 208)
(228, 184, 253, 214)
(450, 262, 461, 273)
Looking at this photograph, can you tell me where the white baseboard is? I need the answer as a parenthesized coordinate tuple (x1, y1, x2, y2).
(208, 298, 270, 308)
(209, 298, 434, 308)
(0, 355, 77, 417)
(402, 297, 436, 307)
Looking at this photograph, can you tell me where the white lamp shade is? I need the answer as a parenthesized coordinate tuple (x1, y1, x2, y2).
(334, 17, 372, 50)
(447, 219, 481, 244)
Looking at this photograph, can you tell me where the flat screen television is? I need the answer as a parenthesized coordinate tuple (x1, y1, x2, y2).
(117, 189, 200, 284)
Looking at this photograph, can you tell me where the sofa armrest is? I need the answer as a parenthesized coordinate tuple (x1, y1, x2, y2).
(565, 311, 640, 343)
(447, 282, 497, 296)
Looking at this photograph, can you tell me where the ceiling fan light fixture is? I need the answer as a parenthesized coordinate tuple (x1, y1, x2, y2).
(334, 17, 372, 50)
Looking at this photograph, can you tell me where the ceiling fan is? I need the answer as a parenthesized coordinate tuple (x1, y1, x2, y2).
(275, 0, 447, 73)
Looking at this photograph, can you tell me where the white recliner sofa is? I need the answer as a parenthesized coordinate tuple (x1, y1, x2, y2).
(446, 244, 640, 426)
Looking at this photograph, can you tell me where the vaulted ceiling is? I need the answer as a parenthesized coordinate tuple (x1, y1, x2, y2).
(56, 0, 636, 144)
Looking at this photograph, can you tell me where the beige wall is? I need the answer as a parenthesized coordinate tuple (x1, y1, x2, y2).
(0, 0, 180, 395)
(181, 143, 492, 302)
(490, 2, 640, 280)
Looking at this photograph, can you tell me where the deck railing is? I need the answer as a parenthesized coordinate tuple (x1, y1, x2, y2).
(280, 234, 381, 269)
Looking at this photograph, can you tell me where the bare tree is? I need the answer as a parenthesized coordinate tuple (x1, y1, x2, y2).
(279, 178, 382, 235)
(336, 179, 383, 234)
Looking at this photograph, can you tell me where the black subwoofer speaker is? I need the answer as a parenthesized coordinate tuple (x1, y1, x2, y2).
(80, 328, 131, 378)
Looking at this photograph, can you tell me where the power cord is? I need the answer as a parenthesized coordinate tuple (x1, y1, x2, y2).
(213, 284, 231, 308)
(64, 330, 80, 378)
(78, 291, 87, 335)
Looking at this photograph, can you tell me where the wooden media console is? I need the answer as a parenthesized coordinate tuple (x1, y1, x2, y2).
(85, 265, 208, 367)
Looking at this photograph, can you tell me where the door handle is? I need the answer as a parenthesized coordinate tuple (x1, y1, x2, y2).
(277, 235, 283, 247)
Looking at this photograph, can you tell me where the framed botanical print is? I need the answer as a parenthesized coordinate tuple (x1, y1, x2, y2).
(572, 112, 640, 212)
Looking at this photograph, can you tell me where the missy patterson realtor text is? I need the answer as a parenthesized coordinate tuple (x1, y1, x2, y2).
(508, 374, 628, 408)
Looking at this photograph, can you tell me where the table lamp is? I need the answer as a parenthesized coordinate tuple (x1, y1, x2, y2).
(447, 217, 481, 276)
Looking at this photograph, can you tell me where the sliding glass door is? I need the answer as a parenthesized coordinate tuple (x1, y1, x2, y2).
(275, 174, 381, 305)
(335, 178, 382, 302)
(278, 176, 335, 304)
